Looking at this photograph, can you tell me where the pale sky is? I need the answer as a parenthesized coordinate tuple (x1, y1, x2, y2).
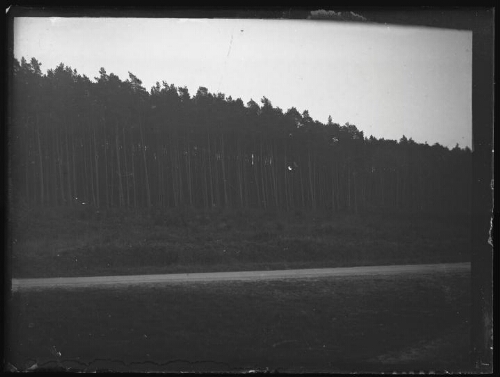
(13, 17, 472, 148)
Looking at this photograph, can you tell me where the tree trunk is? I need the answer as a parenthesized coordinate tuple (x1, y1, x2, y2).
(202, 148, 209, 210)
(207, 132, 215, 207)
(115, 128, 125, 207)
(103, 121, 110, 208)
(186, 133, 193, 207)
(237, 139, 244, 208)
(169, 139, 178, 207)
(139, 119, 151, 207)
(71, 135, 77, 204)
(122, 127, 130, 207)
(35, 116, 44, 206)
(221, 133, 228, 207)
(82, 139, 89, 205)
(260, 141, 267, 210)
(131, 140, 137, 208)
(93, 127, 100, 208)
(88, 134, 97, 206)
(65, 126, 73, 206)
(308, 149, 315, 210)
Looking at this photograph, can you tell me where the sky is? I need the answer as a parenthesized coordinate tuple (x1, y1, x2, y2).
(13, 17, 472, 148)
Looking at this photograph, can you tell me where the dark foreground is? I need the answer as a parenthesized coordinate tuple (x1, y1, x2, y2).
(6, 269, 471, 373)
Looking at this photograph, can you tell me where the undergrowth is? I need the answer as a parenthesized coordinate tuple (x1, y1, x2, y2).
(9, 205, 471, 278)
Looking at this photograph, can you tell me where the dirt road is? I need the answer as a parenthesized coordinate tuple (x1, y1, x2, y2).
(11, 262, 470, 291)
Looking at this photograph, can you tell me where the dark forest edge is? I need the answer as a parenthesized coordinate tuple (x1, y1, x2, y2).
(9, 58, 471, 277)
(10, 57, 471, 212)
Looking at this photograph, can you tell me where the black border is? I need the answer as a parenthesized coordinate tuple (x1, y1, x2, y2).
(3, 6, 495, 374)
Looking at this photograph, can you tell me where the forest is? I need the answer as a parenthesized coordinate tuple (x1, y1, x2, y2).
(10, 57, 471, 215)
(9, 57, 472, 278)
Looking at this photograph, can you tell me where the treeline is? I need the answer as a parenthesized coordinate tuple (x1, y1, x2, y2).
(10, 57, 471, 214)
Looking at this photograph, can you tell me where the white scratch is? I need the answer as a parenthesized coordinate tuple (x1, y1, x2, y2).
(217, 30, 234, 92)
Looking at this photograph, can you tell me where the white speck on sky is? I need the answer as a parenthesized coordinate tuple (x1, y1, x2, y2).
(13, 17, 472, 148)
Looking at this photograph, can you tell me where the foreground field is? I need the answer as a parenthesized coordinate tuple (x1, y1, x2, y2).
(10, 207, 471, 278)
(6, 269, 471, 373)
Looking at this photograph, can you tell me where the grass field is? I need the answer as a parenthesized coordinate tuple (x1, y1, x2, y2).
(9, 206, 471, 278)
(6, 270, 471, 373)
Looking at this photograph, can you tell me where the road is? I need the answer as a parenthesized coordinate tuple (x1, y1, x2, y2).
(11, 262, 470, 291)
